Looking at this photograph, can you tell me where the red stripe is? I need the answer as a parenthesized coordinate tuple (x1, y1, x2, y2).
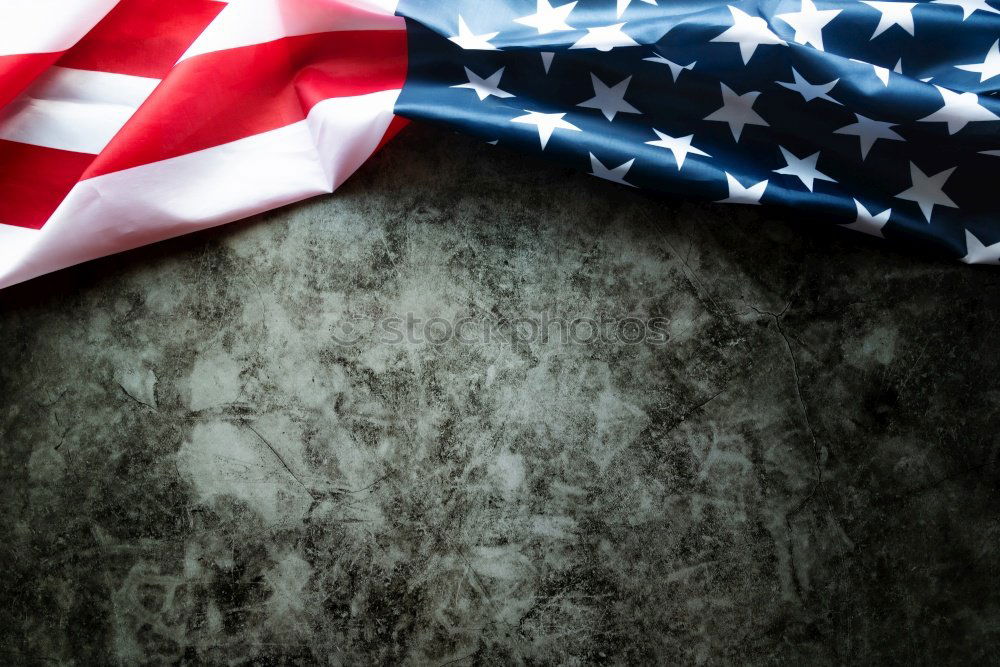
(0, 52, 61, 111)
(57, 0, 225, 78)
(86, 29, 408, 178)
(0, 140, 94, 229)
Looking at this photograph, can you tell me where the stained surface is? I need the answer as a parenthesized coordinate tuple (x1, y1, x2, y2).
(1, 124, 999, 664)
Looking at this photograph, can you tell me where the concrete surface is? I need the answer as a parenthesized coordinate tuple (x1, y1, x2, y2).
(1, 124, 999, 665)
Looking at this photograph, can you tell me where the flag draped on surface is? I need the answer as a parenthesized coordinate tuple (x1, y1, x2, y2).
(0, 0, 998, 288)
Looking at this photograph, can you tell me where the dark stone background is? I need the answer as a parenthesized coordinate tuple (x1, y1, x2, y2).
(1, 124, 998, 664)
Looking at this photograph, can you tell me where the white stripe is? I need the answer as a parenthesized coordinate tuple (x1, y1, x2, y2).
(180, 0, 403, 62)
(359, 0, 400, 12)
(307, 90, 402, 190)
(0, 224, 39, 268)
(23, 66, 160, 107)
(0, 68, 160, 154)
(0, 0, 120, 57)
(0, 89, 401, 289)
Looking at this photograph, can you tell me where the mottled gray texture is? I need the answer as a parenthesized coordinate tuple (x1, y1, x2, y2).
(1, 124, 999, 665)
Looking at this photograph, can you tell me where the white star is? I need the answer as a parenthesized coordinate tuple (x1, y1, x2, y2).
(643, 55, 696, 82)
(449, 15, 499, 50)
(541, 52, 555, 73)
(960, 230, 1000, 264)
(775, 0, 842, 51)
(918, 85, 1000, 134)
(570, 23, 640, 51)
(932, 0, 1000, 20)
(873, 64, 892, 85)
(842, 199, 892, 237)
(853, 58, 891, 85)
(645, 129, 711, 169)
(577, 74, 641, 121)
(773, 147, 836, 191)
(617, 0, 658, 18)
(896, 162, 958, 221)
(861, 1, 916, 39)
(982, 149, 1000, 156)
(718, 173, 768, 204)
(957, 40, 1000, 82)
(704, 83, 768, 141)
(451, 67, 514, 101)
(834, 113, 904, 159)
(511, 110, 581, 149)
(514, 0, 577, 34)
(711, 6, 786, 65)
(776, 69, 840, 104)
(589, 153, 636, 186)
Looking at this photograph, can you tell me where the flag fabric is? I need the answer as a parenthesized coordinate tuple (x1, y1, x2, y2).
(0, 0, 998, 289)
(0, 0, 408, 289)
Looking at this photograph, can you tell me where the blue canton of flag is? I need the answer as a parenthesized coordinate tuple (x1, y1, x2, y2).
(392, 0, 1000, 263)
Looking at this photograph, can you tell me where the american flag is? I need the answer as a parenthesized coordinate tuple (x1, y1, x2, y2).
(1, 0, 998, 288)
